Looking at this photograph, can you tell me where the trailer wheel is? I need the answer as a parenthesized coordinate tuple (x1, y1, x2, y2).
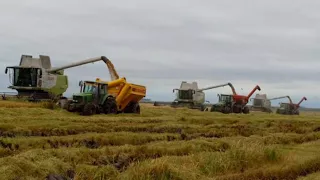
(243, 106, 249, 114)
(83, 103, 96, 116)
(132, 103, 140, 114)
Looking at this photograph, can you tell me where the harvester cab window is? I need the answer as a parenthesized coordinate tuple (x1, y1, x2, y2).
(179, 90, 193, 99)
(13, 68, 38, 87)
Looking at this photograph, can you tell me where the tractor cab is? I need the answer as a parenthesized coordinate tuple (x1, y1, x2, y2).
(210, 94, 233, 113)
(74, 80, 107, 105)
(66, 80, 115, 114)
(278, 102, 295, 111)
(279, 102, 289, 109)
(218, 94, 233, 104)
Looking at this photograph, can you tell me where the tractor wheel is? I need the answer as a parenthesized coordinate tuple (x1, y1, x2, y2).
(103, 97, 117, 114)
(66, 100, 75, 112)
(82, 103, 96, 116)
(242, 106, 250, 114)
(222, 106, 231, 114)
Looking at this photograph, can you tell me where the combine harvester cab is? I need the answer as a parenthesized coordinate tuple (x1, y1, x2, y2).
(170, 81, 204, 110)
(276, 96, 307, 115)
(66, 77, 146, 116)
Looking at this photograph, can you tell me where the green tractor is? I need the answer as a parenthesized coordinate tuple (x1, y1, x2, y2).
(210, 94, 234, 113)
(276, 103, 298, 115)
(66, 80, 118, 115)
(275, 96, 307, 115)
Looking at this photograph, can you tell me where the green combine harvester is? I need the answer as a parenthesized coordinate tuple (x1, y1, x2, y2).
(3, 55, 113, 105)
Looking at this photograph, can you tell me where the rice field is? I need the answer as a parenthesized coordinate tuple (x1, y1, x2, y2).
(1, 101, 320, 180)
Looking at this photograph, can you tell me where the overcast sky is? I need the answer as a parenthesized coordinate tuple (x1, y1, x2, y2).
(0, 0, 319, 107)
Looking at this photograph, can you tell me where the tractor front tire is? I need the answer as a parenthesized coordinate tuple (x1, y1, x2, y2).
(83, 103, 96, 116)
(66, 100, 76, 112)
(223, 106, 231, 114)
(103, 97, 117, 114)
